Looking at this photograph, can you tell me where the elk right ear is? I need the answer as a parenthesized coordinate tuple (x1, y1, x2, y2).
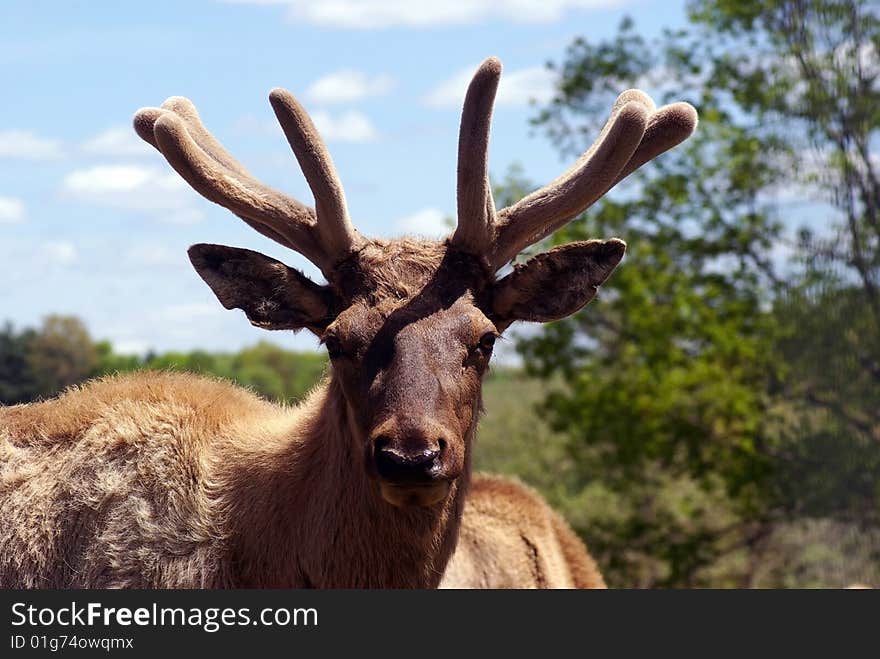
(489, 239, 626, 330)
(188, 244, 337, 334)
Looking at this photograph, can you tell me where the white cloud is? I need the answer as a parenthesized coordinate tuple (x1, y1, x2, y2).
(306, 70, 395, 104)
(498, 67, 559, 107)
(223, 0, 631, 29)
(311, 110, 378, 142)
(0, 196, 25, 224)
(233, 109, 379, 143)
(159, 208, 207, 224)
(0, 130, 65, 160)
(423, 65, 557, 108)
(64, 165, 168, 194)
(43, 241, 77, 265)
(0, 125, 153, 162)
(60, 164, 194, 211)
(396, 207, 450, 237)
(80, 126, 154, 158)
(157, 303, 219, 323)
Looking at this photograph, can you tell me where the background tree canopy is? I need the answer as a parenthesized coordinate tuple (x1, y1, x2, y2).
(1, 0, 877, 588)
(516, 0, 879, 586)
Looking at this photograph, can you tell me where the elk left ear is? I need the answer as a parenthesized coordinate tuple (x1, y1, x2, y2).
(188, 243, 337, 335)
(490, 239, 625, 328)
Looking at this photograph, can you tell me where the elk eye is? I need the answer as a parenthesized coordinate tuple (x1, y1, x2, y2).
(324, 336, 344, 359)
(479, 332, 497, 353)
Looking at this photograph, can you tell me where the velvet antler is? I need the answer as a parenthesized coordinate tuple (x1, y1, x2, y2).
(450, 57, 698, 271)
(134, 58, 696, 278)
(133, 93, 362, 277)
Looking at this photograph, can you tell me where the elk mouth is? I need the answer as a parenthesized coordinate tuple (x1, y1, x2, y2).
(378, 480, 452, 507)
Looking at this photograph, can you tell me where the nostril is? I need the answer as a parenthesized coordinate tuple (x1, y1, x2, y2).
(381, 447, 437, 466)
(373, 435, 391, 453)
(437, 438, 447, 454)
(374, 443, 442, 483)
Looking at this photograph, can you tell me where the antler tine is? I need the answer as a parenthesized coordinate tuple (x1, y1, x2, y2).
(451, 57, 502, 254)
(134, 101, 307, 253)
(133, 96, 364, 274)
(269, 89, 362, 263)
(488, 89, 652, 270)
(159, 95, 362, 259)
(612, 101, 698, 185)
(158, 97, 253, 179)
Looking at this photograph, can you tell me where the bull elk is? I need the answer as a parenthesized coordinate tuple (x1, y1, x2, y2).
(0, 58, 696, 588)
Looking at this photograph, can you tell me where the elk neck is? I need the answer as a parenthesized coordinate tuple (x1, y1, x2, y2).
(213, 370, 474, 588)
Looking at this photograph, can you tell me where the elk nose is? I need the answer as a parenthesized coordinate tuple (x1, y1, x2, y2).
(373, 440, 442, 484)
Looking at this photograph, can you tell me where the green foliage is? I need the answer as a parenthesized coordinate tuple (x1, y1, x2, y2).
(771, 285, 880, 520)
(516, 0, 880, 586)
(0, 316, 99, 404)
(229, 342, 327, 402)
(95, 341, 142, 375)
(523, 18, 784, 587)
(475, 367, 879, 587)
(26, 316, 100, 399)
(0, 316, 326, 406)
(475, 370, 580, 500)
(130, 343, 327, 404)
(0, 322, 37, 404)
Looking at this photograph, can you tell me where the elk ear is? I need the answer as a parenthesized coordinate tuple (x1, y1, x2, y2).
(490, 239, 625, 328)
(188, 243, 337, 334)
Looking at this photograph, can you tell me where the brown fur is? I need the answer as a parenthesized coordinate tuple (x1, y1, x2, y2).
(0, 372, 466, 588)
(0, 371, 602, 589)
(441, 475, 606, 589)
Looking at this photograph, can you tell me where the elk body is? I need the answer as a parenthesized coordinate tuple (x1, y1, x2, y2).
(0, 58, 696, 588)
(441, 475, 606, 588)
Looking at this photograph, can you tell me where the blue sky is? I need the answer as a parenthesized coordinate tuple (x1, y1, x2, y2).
(1, 0, 689, 355)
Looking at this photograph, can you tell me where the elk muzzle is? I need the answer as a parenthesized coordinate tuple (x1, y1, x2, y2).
(369, 418, 457, 507)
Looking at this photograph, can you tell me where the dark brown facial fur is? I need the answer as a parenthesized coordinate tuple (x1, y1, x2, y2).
(324, 240, 495, 506)
(189, 235, 626, 507)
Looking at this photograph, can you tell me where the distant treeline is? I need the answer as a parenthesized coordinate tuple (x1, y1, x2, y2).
(0, 315, 327, 406)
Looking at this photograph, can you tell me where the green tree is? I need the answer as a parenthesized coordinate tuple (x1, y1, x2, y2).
(26, 315, 99, 400)
(0, 322, 38, 404)
(521, 1, 879, 586)
(698, 0, 880, 450)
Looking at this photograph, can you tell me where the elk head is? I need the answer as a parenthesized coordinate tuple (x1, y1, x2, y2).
(133, 58, 697, 508)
